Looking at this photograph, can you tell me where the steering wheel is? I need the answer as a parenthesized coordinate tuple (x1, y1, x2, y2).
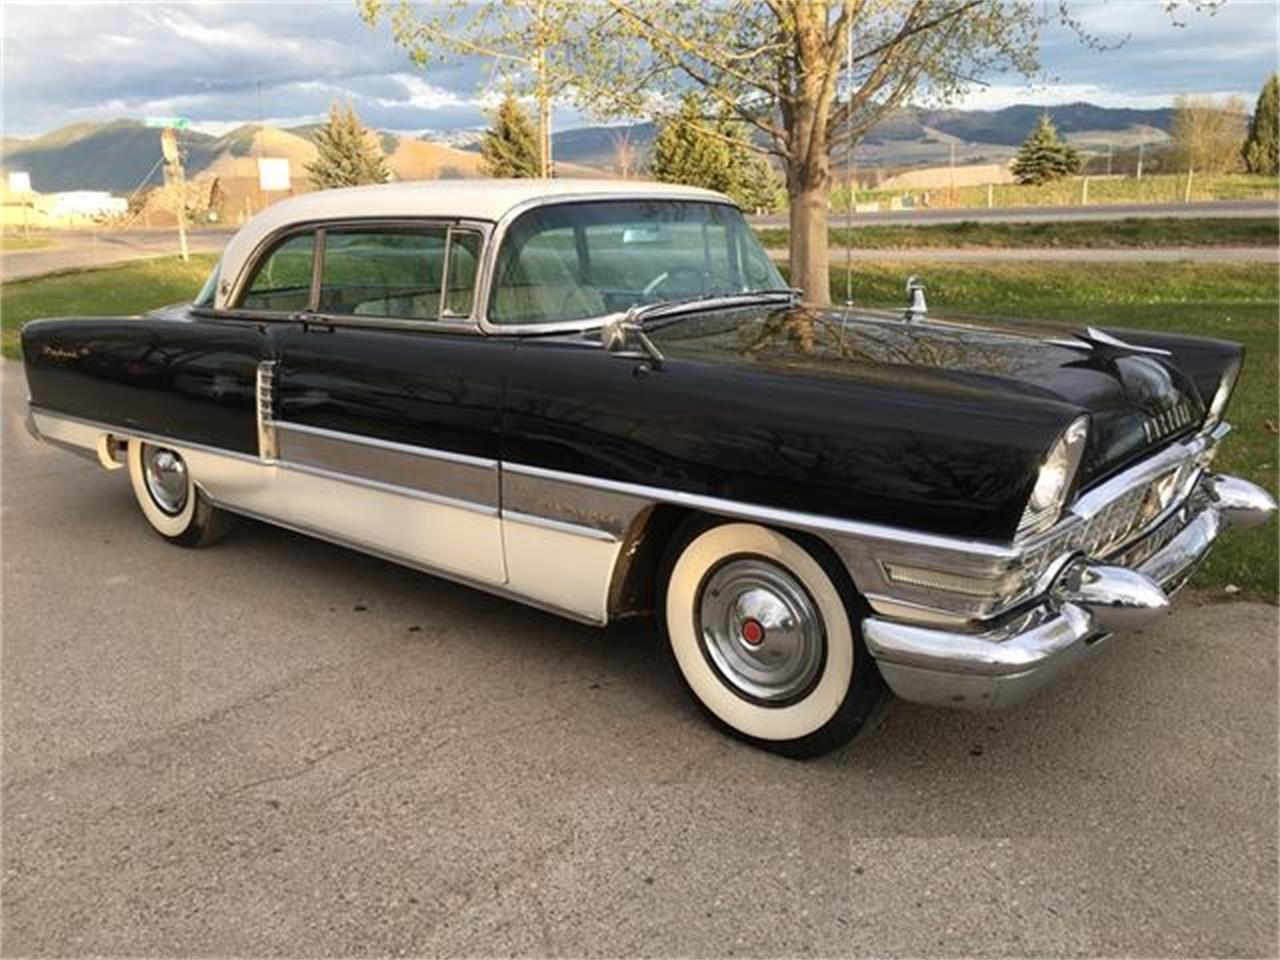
(642, 265, 708, 298)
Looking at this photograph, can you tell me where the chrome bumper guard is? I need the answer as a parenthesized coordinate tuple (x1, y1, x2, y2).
(863, 474, 1276, 710)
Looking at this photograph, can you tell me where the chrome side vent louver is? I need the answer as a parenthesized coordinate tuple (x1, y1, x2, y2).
(256, 360, 278, 461)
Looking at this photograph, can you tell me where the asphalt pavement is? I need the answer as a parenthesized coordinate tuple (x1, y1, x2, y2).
(0, 228, 232, 281)
(1, 361, 1277, 958)
(770, 246, 1279, 263)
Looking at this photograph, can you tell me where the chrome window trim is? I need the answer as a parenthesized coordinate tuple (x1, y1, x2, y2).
(217, 216, 494, 333)
(473, 193, 754, 337)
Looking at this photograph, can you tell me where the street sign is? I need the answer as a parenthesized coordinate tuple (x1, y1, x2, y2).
(258, 157, 291, 192)
(7, 171, 31, 193)
(144, 116, 190, 129)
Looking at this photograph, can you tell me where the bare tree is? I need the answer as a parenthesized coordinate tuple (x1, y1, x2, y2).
(1172, 94, 1248, 176)
(610, 126, 641, 179)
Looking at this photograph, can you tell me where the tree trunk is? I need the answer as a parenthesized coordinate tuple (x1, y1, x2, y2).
(787, 151, 832, 306)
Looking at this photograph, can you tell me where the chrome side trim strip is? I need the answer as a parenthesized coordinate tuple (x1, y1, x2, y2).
(502, 508, 619, 543)
(274, 419, 496, 469)
(204, 498, 603, 626)
(500, 460, 1017, 559)
(281, 459, 498, 517)
(27, 406, 261, 464)
(275, 420, 498, 508)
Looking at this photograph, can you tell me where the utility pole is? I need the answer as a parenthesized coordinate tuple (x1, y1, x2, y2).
(1136, 141, 1144, 180)
(161, 126, 189, 261)
(948, 141, 956, 203)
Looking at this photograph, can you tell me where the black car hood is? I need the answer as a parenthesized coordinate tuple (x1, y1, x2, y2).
(644, 302, 1206, 485)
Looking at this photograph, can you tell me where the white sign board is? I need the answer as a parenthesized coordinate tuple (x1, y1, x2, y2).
(8, 171, 31, 194)
(257, 158, 291, 192)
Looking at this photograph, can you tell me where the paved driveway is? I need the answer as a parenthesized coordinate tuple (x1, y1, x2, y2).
(1, 362, 1276, 957)
(0, 228, 232, 281)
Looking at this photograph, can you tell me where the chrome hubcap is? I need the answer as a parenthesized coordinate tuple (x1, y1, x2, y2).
(697, 558, 825, 703)
(142, 445, 188, 515)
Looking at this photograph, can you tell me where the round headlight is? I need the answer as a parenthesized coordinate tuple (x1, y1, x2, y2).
(1016, 416, 1089, 541)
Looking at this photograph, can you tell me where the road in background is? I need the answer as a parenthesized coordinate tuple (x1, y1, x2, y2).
(749, 198, 1279, 227)
(0, 228, 232, 281)
(1, 201, 1276, 281)
(768, 246, 1280, 263)
(2, 362, 1276, 958)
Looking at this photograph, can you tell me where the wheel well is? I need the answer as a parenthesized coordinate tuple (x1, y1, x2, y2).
(605, 507, 869, 623)
(606, 504, 693, 619)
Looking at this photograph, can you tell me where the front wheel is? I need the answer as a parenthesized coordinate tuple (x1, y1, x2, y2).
(127, 441, 233, 547)
(661, 521, 887, 758)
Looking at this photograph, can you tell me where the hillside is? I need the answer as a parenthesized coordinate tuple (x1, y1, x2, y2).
(0, 101, 1188, 193)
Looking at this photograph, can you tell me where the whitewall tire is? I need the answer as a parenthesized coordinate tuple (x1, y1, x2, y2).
(127, 440, 233, 547)
(662, 521, 886, 757)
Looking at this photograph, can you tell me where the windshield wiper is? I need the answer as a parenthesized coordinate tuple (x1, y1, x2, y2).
(629, 288, 801, 326)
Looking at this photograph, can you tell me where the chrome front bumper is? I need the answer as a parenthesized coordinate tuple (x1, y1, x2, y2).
(863, 474, 1276, 710)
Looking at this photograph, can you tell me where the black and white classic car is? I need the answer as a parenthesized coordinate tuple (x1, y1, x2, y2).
(22, 179, 1276, 756)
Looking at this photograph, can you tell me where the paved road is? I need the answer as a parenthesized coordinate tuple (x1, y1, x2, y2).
(749, 199, 1279, 227)
(1, 362, 1277, 958)
(0, 228, 232, 281)
(770, 245, 1279, 264)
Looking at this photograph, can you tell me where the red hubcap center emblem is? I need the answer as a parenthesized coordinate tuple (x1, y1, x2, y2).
(740, 618, 765, 646)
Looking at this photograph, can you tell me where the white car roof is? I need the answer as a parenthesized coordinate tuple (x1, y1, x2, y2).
(215, 178, 733, 308)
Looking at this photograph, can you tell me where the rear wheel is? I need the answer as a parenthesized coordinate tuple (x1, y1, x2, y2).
(127, 441, 233, 547)
(661, 521, 887, 758)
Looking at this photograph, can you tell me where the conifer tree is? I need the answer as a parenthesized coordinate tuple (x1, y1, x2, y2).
(480, 95, 542, 178)
(306, 101, 390, 189)
(1242, 74, 1279, 176)
(1010, 113, 1082, 185)
(650, 94, 734, 193)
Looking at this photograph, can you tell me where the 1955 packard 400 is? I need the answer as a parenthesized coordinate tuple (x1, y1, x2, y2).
(22, 179, 1275, 756)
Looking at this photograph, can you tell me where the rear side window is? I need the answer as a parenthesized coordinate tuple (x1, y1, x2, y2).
(444, 230, 482, 317)
(239, 233, 314, 312)
(319, 228, 447, 320)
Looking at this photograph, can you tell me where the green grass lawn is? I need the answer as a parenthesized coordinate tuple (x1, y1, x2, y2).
(823, 260, 1279, 601)
(830, 172, 1280, 211)
(3, 255, 1275, 600)
(0, 255, 215, 360)
(756, 217, 1280, 250)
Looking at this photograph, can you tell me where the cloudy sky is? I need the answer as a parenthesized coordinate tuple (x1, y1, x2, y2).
(1, 0, 1276, 138)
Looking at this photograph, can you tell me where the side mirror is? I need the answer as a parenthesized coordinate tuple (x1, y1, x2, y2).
(602, 312, 664, 369)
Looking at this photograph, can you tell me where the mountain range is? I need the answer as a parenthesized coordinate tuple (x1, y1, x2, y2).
(1, 102, 1178, 194)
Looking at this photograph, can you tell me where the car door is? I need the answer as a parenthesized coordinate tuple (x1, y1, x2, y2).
(263, 220, 512, 585)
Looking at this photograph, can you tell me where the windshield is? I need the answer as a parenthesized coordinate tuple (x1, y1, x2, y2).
(489, 199, 786, 326)
(193, 259, 220, 308)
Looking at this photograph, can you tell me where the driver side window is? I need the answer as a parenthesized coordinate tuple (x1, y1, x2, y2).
(239, 232, 315, 312)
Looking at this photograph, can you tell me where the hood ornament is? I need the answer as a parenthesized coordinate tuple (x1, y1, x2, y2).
(1046, 327, 1171, 357)
(904, 276, 926, 322)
